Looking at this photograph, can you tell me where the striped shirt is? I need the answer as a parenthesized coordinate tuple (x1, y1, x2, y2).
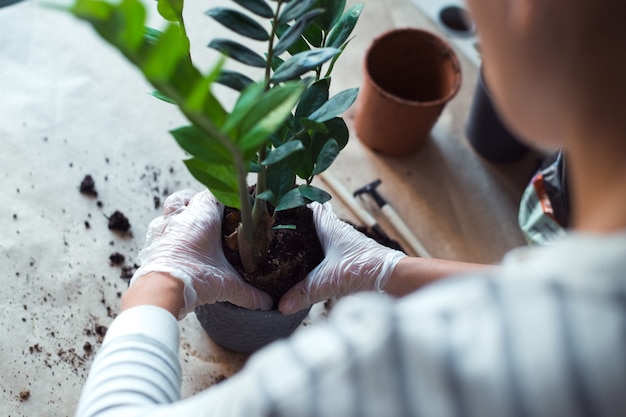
(75, 231, 626, 417)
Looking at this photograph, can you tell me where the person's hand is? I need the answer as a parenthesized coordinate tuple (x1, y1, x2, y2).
(279, 202, 406, 314)
(131, 189, 272, 319)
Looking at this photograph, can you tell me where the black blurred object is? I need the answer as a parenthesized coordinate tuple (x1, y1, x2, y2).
(466, 67, 530, 162)
(0, 0, 24, 8)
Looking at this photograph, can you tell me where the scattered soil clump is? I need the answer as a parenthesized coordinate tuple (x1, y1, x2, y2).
(108, 210, 131, 232)
(79, 175, 98, 197)
(109, 252, 125, 265)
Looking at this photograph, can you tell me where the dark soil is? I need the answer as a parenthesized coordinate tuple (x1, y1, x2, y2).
(222, 205, 324, 308)
(79, 175, 97, 197)
(109, 252, 125, 265)
(108, 210, 131, 232)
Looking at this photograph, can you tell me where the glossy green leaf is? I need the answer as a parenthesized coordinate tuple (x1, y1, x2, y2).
(275, 23, 311, 55)
(170, 125, 232, 164)
(312, 117, 349, 152)
(273, 224, 297, 230)
(295, 78, 330, 121)
(278, 0, 316, 24)
(150, 90, 176, 104)
(273, 8, 324, 56)
(233, 0, 273, 18)
(307, 87, 358, 122)
(206, 7, 269, 41)
(298, 184, 331, 203)
(286, 136, 315, 179)
(256, 189, 276, 204)
(262, 140, 305, 166)
(312, 138, 338, 175)
(301, 118, 329, 134)
(184, 158, 240, 208)
(157, 0, 183, 22)
(271, 47, 340, 82)
(216, 70, 254, 92)
(269, 54, 285, 72)
(208, 39, 266, 67)
(144, 26, 162, 45)
(275, 187, 306, 211)
(315, 0, 346, 31)
(302, 20, 323, 47)
(326, 3, 363, 48)
(239, 83, 305, 152)
(267, 160, 296, 201)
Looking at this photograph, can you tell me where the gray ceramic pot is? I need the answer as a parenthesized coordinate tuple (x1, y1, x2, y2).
(466, 67, 529, 162)
(195, 302, 311, 354)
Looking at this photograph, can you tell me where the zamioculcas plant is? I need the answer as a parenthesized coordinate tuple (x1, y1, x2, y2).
(67, 0, 362, 316)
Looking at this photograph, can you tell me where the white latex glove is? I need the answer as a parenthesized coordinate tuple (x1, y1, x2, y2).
(279, 202, 406, 314)
(131, 189, 273, 319)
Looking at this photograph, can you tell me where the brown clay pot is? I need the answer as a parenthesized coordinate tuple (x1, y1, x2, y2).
(355, 28, 462, 156)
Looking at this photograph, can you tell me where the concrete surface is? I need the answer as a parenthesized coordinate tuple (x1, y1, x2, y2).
(0, 0, 539, 416)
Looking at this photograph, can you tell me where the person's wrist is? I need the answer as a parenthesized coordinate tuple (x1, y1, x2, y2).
(122, 272, 186, 319)
(373, 249, 407, 292)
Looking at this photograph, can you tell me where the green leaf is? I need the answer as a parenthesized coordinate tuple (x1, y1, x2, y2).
(315, 0, 346, 31)
(142, 24, 188, 81)
(150, 90, 176, 104)
(271, 47, 340, 82)
(312, 138, 339, 174)
(232, 0, 273, 18)
(307, 87, 358, 123)
(185, 55, 225, 113)
(262, 140, 305, 166)
(267, 160, 296, 200)
(184, 158, 240, 208)
(302, 20, 323, 47)
(117, 0, 146, 51)
(275, 23, 311, 56)
(273, 8, 324, 56)
(278, 0, 316, 24)
(295, 78, 330, 121)
(216, 70, 254, 92)
(273, 224, 297, 230)
(70, 0, 114, 22)
(275, 187, 307, 211)
(206, 7, 269, 41)
(301, 118, 329, 134)
(239, 82, 305, 152)
(298, 184, 331, 203)
(157, 0, 183, 22)
(256, 189, 276, 204)
(326, 3, 363, 49)
(208, 39, 266, 67)
(144, 26, 163, 45)
(222, 82, 265, 135)
(170, 125, 232, 164)
(312, 117, 349, 152)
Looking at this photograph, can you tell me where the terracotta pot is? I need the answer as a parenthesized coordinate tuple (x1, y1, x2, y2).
(465, 67, 529, 162)
(355, 28, 462, 156)
(195, 302, 311, 353)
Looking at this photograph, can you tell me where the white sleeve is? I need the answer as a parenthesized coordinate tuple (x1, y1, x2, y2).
(75, 305, 182, 417)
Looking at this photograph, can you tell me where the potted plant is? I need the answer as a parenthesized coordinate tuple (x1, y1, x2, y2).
(66, 0, 362, 352)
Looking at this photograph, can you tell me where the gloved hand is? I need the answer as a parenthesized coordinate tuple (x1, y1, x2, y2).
(279, 202, 406, 314)
(131, 189, 273, 319)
